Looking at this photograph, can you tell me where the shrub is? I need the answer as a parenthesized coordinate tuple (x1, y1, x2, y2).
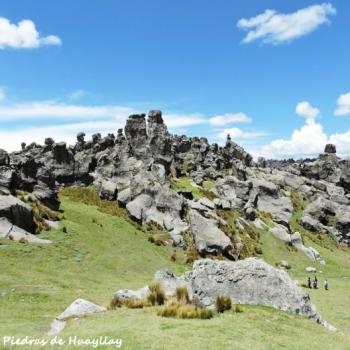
(147, 282, 166, 306)
(234, 304, 243, 313)
(215, 296, 232, 313)
(175, 287, 190, 304)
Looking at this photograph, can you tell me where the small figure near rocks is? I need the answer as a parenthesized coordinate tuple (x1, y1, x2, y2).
(21, 142, 26, 151)
(313, 275, 318, 289)
(307, 276, 312, 289)
(324, 279, 329, 291)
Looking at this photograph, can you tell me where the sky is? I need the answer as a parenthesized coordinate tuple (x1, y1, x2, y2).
(0, 0, 349, 159)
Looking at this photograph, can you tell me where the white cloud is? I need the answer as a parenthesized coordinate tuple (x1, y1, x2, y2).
(0, 88, 6, 102)
(217, 127, 267, 141)
(0, 100, 209, 151)
(334, 92, 350, 116)
(258, 119, 327, 159)
(256, 118, 350, 159)
(296, 101, 320, 119)
(0, 17, 61, 49)
(69, 90, 85, 101)
(163, 113, 205, 128)
(237, 3, 336, 45)
(0, 101, 134, 121)
(209, 112, 251, 126)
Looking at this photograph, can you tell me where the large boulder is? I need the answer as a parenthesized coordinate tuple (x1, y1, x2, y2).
(0, 217, 51, 244)
(155, 258, 334, 329)
(189, 210, 232, 256)
(187, 258, 332, 328)
(48, 299, 106, 336)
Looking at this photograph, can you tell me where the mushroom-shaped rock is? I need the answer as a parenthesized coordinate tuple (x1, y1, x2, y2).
(324, 144, 336, 154)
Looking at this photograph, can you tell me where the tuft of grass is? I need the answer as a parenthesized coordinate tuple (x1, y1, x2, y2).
(157, 302, 213, 320)
(147, 282, 166, 306)
(234, 304, 244, 313)
(216, 296, 232, 313)
(109, 295, 123, 309)
(175, 287, 190, 304)
(217, 210, 262, 259)
(182, 229, 200, 264)
(124, 298, 151, 309)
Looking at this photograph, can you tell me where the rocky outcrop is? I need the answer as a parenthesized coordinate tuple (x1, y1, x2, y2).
(0, 109, 349, 253)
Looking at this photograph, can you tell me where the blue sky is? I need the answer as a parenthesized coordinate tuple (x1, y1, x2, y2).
(0, 0, 349, 158)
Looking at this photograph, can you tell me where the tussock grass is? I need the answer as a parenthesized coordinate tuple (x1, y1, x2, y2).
(215, 296, 232, 313)
(157, 302, 213, 320)
(147, 282, 166, 306)
(175, 286, 190, 304)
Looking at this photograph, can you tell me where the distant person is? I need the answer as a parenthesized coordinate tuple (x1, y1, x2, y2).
(324, 279, 329, 291)
(307, 276, 312, 289)
(313, 276, 318, 289)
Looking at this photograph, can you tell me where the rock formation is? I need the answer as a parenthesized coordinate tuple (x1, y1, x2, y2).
(0, 110, 349, 253)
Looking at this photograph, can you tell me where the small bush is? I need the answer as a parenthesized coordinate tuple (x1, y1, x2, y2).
(216, 296, 232, 313)
(147, 282, 166, 306)
(62, 226, 67, 233)
(175, 287, 190, 304)
(234, 304, 243, 313)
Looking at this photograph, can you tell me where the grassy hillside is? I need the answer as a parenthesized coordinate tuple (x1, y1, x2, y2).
(0, 191, 350, 350)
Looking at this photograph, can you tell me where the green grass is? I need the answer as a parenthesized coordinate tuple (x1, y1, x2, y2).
(0, 190, 350, 349)
(170, 177, 217, 200)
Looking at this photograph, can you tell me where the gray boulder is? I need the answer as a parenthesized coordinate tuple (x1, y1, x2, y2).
(0, 217, 51, 244)
(113, 286, 150, 302)
(186, 258, 333, 328)
(189, 210, 232, 256)
(48, 299, 106, 336)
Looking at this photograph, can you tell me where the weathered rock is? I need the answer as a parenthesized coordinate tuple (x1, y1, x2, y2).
(186, 258, 332, 328)
(0, 195, 35, 233)
(56, 299, 106, 321)
(324, 144, 336, 154)
(189, 210, 232, 256)
(113, 286, 150, 302)
(48, 299, 106, 336)
(0, 217, 51, 244)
